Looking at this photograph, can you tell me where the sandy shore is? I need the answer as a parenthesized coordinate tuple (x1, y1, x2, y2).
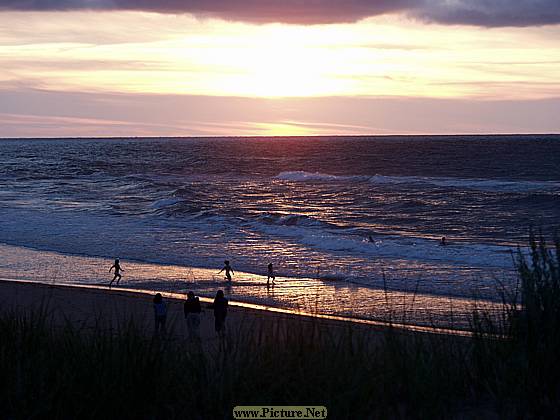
(0, 280, 387, 346)
(0, 243, 497, 330)
(0, 279, 488, 418)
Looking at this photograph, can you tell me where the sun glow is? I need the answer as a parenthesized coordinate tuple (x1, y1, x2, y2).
(1, 12, 559, 100)
(251, 121, 314, 136)
(206, 26, 355, 97)
(1, 11, 559, 137)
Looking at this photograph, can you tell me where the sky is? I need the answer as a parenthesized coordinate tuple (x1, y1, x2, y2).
(0, 1, 559, 137)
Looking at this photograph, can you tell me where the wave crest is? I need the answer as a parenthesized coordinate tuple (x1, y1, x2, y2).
(275, 171, 363, 182)
(275, 171, 560, 192)
(150, 197, 183, 209)
(258, 213, 330, 228)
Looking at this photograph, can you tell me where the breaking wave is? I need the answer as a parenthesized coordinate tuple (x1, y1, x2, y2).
(276, 171, 560, 192)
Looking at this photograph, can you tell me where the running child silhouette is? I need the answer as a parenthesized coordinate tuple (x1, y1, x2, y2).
(267, 262, 275, 286)
(218, 260, 234, 282)
(109, 258, 123, 287)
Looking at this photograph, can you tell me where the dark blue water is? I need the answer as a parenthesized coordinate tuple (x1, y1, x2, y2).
(1, 135, 559, 306)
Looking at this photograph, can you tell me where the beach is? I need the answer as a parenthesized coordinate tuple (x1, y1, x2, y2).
(0, 279, 386, 345)
(1, 276, 484, 419)
(4, 247, 557, 419)
(3, 136, 557, 327)
(1, 135, 559, 417)
(0, 136, 558, 419)
(0, 242, 502, 331)
(2, 2, 559, 413)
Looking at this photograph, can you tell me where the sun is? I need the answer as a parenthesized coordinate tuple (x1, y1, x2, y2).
(185, 23, 357, 98)
(251, 121, 313, 136)
(239, 38, 347, 97)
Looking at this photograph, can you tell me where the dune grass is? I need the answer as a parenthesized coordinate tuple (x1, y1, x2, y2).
(0, 308, 472, 419)
(0, 233, 559, 419)
(469, 232, 560, 418)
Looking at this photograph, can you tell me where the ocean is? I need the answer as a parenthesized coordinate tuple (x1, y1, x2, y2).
(1, 135, 559, 328)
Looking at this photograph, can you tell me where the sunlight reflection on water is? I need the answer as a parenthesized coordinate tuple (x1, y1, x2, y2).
(0, 243, 502, 329)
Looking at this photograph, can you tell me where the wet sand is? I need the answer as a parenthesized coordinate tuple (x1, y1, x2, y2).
(0, 243, 500, 330)
(0, 279, 389, 347)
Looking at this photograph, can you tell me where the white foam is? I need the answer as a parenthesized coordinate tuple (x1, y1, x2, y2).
(248, 220, 516, 269)
(274, 171, 560, 192)
(369, 174, 560, 192)
(0, 205, 518, 301)
(275, 171, 362, 182)
(150, 197, 183, 209)
(259, 213, 329, 228)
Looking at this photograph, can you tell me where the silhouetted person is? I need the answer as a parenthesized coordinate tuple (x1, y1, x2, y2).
(109, 258, 123, 287)
(267, 262, 275, 286)
(440, 236, 447, 246)
(153, 293, 167, 335)
(218, 260, 234, 282)
(368, 235, 375, 243)
(184, 291, 202, 341)
(211, 290, 228, 336)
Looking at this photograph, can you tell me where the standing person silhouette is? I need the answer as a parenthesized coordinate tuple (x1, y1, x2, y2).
(218, 260, 234, 282)
(109, 258, 123, 287)
(153, 293, 167, 336)
(211, 290, 228, 336)
(184, 291, 202, 341)
(267, 262, 275, 286)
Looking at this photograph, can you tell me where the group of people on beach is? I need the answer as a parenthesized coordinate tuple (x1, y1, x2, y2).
(152, 290, 228, 340)
(109, 257, 275, 340)
(110, 234, 448, 338)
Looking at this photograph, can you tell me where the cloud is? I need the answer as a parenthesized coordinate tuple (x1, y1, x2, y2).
(0, 0, 415, 24)
(416, 0, 560, 27)
(1, 0, 559, 27)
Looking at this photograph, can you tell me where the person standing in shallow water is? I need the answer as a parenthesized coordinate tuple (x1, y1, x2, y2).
(211, 290, 228, 336)
(218, 260, 234, 282)
(109, 258, 123, 287)
(267, 262, 275, 286)
(153, 293, 167, 335)
(184, 291, 202, 341)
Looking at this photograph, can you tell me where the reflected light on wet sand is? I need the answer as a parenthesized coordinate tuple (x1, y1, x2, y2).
(0, 243, 502, 330)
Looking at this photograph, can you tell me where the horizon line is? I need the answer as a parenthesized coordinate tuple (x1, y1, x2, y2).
(1, 132, 559, 141)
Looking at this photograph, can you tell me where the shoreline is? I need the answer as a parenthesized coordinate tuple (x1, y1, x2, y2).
(0, 239, 512, 300)
(0, 242, 502, 330)
(0, 279, 386, 350)
(0, 277, 474, 337)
